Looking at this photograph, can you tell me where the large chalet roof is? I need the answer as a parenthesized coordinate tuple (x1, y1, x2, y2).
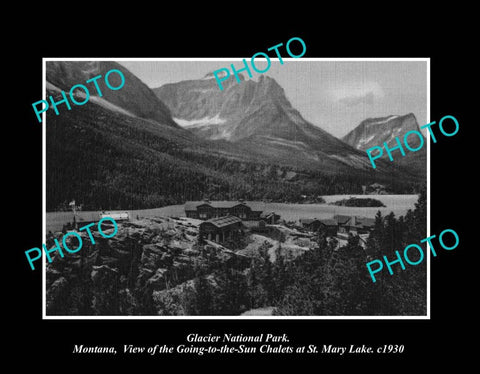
(333, 214, 351, 224)
(300, 218, 337, 226)
(318, 218, 338, 226)
(260, 211, 279, 218)
(201, 215, 242, 228)
(185, 200, 264, 212)
(355, 216, 375, 227)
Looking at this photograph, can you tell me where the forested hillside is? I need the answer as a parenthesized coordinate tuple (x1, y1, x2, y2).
(46, 93, 419, 212)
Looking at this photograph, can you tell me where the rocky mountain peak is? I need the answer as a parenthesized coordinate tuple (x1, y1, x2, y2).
(46, 61, 178, 128)
(341, 112, 426, 177)
(342, 113, 423, 151)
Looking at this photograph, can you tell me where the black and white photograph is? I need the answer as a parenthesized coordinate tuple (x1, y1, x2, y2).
(10, 12, 474, 366)
(43, 59, 428, 318)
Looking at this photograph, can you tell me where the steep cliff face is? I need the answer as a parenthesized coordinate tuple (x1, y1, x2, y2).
(342, 113, 423, 151)
(154, 74, 420, 178)
(342, 113, 426, 176)
(155, 74, 350, 150)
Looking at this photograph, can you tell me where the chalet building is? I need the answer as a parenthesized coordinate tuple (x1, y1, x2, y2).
(299, 215, 374, 237)
(299, 218, 337, 236)
(199, 215, 243, 243)
(334, 215, 375, 237)
(185, 200, 263, 221)
(260, 211, 281, 224)
(243, 219, 268, 233)
(367, 183, 387, 195)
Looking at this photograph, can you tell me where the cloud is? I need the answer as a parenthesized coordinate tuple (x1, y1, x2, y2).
(331, 81, 384, 107)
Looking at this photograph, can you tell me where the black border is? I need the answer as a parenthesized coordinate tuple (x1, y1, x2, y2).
(13, 22, 470, 366)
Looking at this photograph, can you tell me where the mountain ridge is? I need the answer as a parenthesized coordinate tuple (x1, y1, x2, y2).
(155, 74, 357, 150)
(342, 113, 422, 151)
(342, 113, 426, 176)
(154, 73, 421, 177)
(46, 61, 179, 127)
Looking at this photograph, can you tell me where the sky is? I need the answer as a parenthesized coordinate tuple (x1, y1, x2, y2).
(119, 59, 428, 138)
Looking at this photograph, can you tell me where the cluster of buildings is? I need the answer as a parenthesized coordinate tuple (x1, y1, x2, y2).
(185, 199, 263, 221)
(299, 215, 375, 239)
(185, 200, 375, 245)
(185, 200, 279, 244)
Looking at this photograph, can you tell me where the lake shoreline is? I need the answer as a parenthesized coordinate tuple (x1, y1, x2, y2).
(46, 194, 419, 233)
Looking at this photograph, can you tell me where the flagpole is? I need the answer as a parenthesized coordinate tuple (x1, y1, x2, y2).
(69, 200, 77, 230)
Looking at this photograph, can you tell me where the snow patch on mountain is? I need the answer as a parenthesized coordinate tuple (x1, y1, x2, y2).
(384, 126, 404, 144)
(46, 81, 62, 92)
(47, 80, 136, 118)
(261, 136, 309, 150)
(329, 154, 372, 168)
(365, 115, 399, 127)
(355, 134, 376, 149)
(88, 96, 136, 118)
(202, 73, 223, 80)
(174, 114, 226, 127)
(209, 128, 230, 140)
(71, 88, 136, 118)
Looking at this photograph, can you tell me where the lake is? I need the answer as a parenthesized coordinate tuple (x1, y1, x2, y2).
(46, 194, 419, 233)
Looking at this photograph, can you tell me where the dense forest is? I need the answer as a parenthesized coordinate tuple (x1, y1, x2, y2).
(182, 186, 427, 316)
(331, 197, 385, 207)
(46, 187, 426, 316)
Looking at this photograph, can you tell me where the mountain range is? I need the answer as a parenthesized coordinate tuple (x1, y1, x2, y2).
(155, 74, 350, 150)
(45, 61, 425, 211)
(154, 73, 424, 176)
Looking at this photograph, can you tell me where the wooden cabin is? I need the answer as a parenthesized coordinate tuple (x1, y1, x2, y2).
(299, 215, 374, 237)
(243, 219, 268, 233)
(335, 215, 375, 237)
(199, 215, 243, 243)
(299, 218, 337, 236)
(260, 211, 281, 224)
(185, 200, 263, 220)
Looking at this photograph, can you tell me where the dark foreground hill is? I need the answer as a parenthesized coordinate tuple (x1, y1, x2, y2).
(45, 191, 426, 317)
